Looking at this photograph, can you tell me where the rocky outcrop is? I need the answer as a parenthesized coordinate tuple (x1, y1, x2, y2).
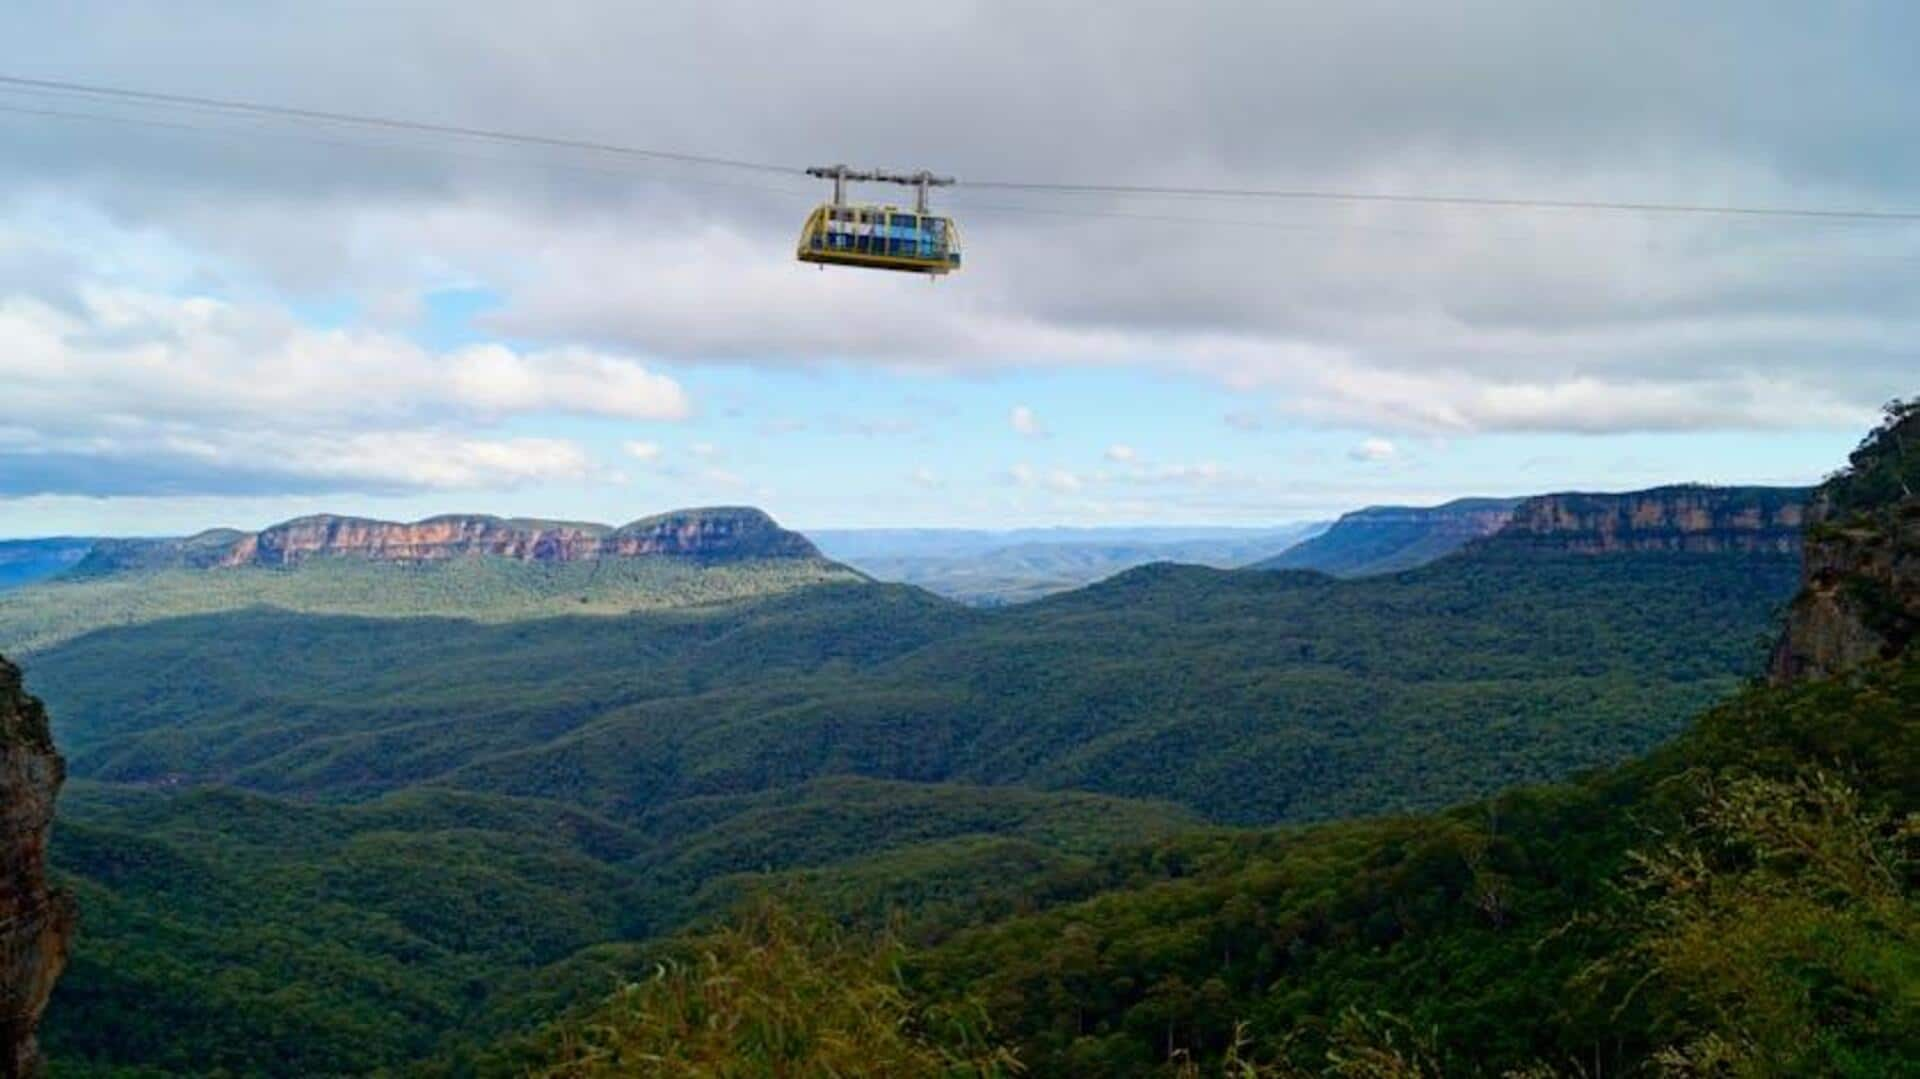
(1485, 485, 1809, 555)
(1254, 497, 1521, 577)
(1772, 403, 1919, 683)
(0, 657, 73, 1078)
(72, 507, 822, 573)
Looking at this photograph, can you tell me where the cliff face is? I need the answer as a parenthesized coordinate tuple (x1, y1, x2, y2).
(74, 507, 822, 573)
(231, 516, 612, 566)
(0, 657, 72, 1078)
(1772, 404, 1920, 683)
(1487, 485, 1809, 555)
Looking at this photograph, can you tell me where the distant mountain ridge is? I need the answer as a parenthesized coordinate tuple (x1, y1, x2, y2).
(1252, 496, 1521, 577)
(816, 523, 1326, 604)
(1258, 485, 1813, 579)
(73, 507, 819, 574)
(0, 539, 96, 593)
(1, 507, 853, 656)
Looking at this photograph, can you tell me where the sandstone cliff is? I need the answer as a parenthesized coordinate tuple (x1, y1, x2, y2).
(1772, 402, 1919, 683)
(73, 506, 821, 574)
(1483, 485, 1809, 555)
(0, 657, 72, 1078)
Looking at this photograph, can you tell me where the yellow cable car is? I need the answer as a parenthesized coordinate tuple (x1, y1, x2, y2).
(797, 166, 962, 275)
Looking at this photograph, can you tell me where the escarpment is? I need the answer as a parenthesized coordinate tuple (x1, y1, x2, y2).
(1773, 403, 1920, 683)
(0, 657, 72, 1078)
(1482, 485, 1809, 555)
(72, 506, 821, 573)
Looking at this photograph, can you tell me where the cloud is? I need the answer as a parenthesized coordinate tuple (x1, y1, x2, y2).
(1348, 438, 1399, 463)
(0, 280, 687, 496)
(0, 429, 591, 497)
(0, 1, 1914, 450)
(1010, 405, 1047, 438)
(448, 345, 688, 420)
(623, 440, 663, 461)
(1105, 443, 1138, 462)
(908, 466, 942, 488)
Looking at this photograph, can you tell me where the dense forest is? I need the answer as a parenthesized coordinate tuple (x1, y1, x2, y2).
(13, 410, 1909, 1074)
(517, 400, 1920, 1076)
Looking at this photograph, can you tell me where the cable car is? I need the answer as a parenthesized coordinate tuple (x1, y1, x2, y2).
(797, 165, 962, 275)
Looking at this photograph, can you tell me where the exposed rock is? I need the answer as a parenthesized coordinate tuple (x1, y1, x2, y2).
(1254, 497, 1521, 577)
(1772, 403, 1920, 683)
(72, 507, 822, 573)
(0, 657, 73, 1078)
(1484, 485, 1809, 555)
(231, 515, 612, 566)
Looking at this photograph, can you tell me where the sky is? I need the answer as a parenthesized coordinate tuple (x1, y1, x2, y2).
(0, 1, 1914, 536)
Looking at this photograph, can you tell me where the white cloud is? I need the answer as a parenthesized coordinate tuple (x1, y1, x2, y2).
(0, 282, 688, 496)
(1348, 438, 1399, 463)
(1010, 405, 1047, 438)
(689, 442, 719, 458)
(623, 440, 663, 462)
(1105, 443, 1138, 462)
(448, 345, 688, 420)
(908, 466, 942, 488)
(306, 432, 592, 488)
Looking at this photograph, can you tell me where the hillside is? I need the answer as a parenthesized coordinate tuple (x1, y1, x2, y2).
(45, 777, 1195, 1075)
(1251, 497, 1520, 577)
(535, 400, 1920, 1078)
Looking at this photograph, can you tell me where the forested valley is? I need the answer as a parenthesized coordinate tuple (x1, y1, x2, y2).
(7, 404, 1912, 1076)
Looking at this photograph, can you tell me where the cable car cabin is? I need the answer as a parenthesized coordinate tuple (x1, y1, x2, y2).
(797, 204, 962, 275)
